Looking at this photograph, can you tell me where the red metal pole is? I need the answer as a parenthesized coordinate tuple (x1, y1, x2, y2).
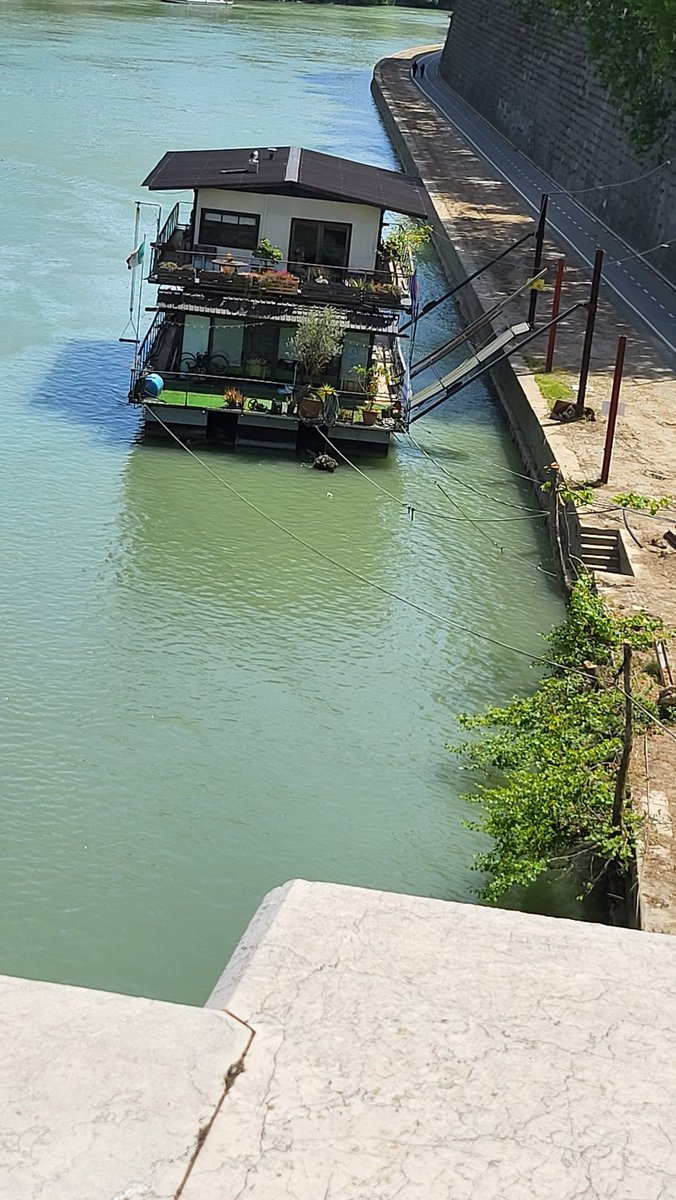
(576, 248, 604, 415)
(600, 335, 627, 485)
(544, 257, 565, 373)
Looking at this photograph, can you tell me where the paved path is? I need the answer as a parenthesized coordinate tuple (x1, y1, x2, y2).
(415, 51, 676, 360)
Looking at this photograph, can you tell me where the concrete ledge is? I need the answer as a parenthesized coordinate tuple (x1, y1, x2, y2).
(1, 974, 250, 1200)
(197, 880, 676, 1198)
(7, 882, 676, 1196)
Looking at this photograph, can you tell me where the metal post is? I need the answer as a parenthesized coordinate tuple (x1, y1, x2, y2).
(544, 257, 566, 373)
(576, 248, 604, 416)
(600, 335, 627, 485)
(128, 202, 141, 328)
(527, 193, 549, 327)
(612, 643, 633, 830)
(134, 234, 148, 344)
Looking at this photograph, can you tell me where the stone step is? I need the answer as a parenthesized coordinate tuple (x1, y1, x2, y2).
(581, 545, 620, 559)
(580, 533, 620, 548)
(581, 546, 621, 559)
(581, 555, 622, 573)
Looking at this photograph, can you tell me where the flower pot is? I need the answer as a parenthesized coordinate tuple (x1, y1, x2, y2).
(298, 394, 323, 420)
(361, 409, 379, 427)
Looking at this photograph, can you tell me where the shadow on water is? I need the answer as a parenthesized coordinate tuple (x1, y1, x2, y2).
(30, 338, 140, 446)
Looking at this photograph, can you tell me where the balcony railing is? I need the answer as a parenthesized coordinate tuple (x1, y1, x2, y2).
(156, 201, 182, 250)
(148, 234, 411, 310)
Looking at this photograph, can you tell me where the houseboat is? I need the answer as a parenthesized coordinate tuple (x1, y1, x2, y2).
(128, 145, 429, 456)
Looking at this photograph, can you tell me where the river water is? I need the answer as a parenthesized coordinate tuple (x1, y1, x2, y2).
(1, 0, 564, 1003)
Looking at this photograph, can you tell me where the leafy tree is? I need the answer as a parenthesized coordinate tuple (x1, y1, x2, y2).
(289, 307, 345, 383)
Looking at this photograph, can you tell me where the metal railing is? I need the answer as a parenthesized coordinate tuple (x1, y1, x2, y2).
(148, 239, 409, 308)
(130, 312, 173, 392)
(155, 201, 184, 250)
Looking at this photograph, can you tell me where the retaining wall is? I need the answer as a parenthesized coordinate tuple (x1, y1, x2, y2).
(439, 0, 676, 283)
(372, 59, 581, 587)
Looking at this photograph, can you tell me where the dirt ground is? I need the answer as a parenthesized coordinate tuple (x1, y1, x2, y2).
(375, 50, 676, 932)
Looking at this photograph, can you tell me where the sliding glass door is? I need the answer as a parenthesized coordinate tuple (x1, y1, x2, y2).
(289, 219, 351, 275)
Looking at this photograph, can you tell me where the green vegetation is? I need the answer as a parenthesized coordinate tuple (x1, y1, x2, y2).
(454, 576, 666, 901)
(543, 479, 675, 514)
(382, 220, 433, 264)
(514, 0, 676, 150)
(534, 371, 575, 404)
(289, 306, 345, 382)
(256, 238, 283, 264)
(612, 491, 675, 515)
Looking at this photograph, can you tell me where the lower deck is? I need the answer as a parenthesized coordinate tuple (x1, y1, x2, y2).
(143, 388, 393, 456)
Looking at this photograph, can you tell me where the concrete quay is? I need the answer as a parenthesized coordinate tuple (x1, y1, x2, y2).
(371, 49, 676, 934)
(5, 880, 676, 1198)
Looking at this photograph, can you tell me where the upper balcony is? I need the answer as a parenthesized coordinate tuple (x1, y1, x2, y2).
(148, 204, 412, 312)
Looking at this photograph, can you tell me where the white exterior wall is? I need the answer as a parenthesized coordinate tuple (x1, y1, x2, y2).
(193, 189, 381, 272)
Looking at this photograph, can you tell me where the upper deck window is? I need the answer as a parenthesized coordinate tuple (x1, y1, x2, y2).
(198, 209, 260, 251)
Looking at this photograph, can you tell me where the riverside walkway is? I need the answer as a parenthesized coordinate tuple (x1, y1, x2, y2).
(415, 50, 676, 360)
(372, 48, 676, 933)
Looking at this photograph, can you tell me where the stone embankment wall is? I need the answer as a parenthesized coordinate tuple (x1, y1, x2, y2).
(440, 0, 676, 282)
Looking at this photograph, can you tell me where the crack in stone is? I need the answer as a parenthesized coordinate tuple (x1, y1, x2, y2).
(173, 1009, 256, 1200)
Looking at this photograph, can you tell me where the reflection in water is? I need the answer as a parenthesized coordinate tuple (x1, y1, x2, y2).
(0, 0, 575, 1004)
(29, 339, 137, 443)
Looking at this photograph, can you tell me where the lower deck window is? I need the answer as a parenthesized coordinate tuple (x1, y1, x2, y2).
(178, 316, 370, 385)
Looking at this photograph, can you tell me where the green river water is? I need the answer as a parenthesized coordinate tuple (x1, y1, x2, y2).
(1, 0, 566, 1004)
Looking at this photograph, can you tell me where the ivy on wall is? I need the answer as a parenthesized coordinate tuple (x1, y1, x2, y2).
(514, 0, 676, 151)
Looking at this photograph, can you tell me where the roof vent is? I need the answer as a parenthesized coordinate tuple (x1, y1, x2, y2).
(248, 150, 259, 174)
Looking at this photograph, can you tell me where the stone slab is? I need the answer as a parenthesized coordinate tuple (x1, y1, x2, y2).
(0, 974, 250, 1200)
(187, 880, 676, 1199)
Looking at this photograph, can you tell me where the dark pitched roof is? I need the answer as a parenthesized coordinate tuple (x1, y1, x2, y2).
(142, 146, 429, 218)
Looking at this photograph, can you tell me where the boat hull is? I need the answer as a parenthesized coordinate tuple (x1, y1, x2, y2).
(142, 404, 392, 457)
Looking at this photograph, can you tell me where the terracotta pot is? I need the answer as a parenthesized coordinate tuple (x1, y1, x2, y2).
(361, 409, 379, 427)
(298, 394, 323, 420)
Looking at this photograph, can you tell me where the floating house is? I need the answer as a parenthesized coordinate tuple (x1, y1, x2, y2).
(128, 146, 428, 456)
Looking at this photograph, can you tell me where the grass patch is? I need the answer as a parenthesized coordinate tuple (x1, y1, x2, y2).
(534, 372, 575, 405)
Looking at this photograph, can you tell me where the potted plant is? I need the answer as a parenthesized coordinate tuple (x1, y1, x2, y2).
(223, 386, 244, 409)
(260, 269, 299, 293)
(255, 238, 283, 269)
(274, 270, 300, 293)
(246, 356, 267, 380)
(366, 281, 400, 304)
(352, 363, 388, 426)
(289, 308, 345, 415)
(238, 271, 263, 293)
(360, 398, 379, 427)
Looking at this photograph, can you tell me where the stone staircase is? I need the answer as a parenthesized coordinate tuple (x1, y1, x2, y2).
(579, 525, 624, 574)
